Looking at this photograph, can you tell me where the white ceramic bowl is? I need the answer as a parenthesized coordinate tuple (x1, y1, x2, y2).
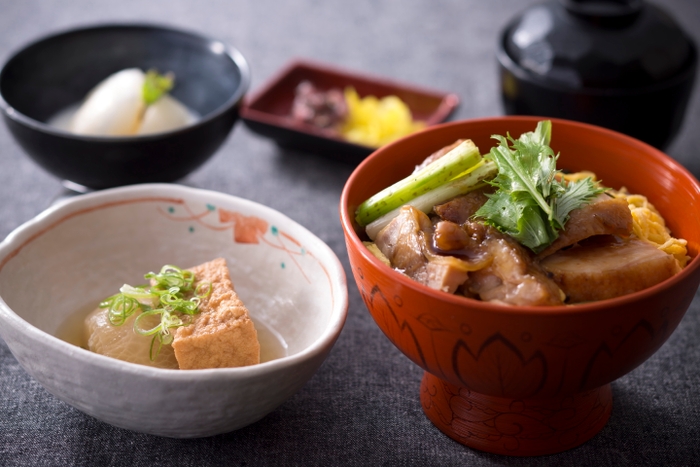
(0, 184, 348, 438)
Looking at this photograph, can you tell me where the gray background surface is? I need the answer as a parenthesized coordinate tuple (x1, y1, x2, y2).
(1, 0, 699, 466)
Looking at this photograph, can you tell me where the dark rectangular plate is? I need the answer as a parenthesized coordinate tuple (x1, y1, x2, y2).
(240, 58, 459, 164)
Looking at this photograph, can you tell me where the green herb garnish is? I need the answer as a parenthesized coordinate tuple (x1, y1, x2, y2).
(474, 120, 604, 253)
(142, 69, 174, 106)
(99, 264, 211, 360)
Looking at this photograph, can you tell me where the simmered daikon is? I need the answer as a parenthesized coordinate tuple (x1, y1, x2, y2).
(49, 68, 197, 136)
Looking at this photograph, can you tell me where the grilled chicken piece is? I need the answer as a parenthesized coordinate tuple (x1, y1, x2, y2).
(433, 186, 494, 224)
(541, 237, 681, 303)
(434, 219, 564, 306)
(377, 209, 563, 305)
(433, 220, 474, 252)
(537, 194, 633, 258)
(375, 205, 434, 281)
(462, 222, 565, 306)
(374, 206, 470, 293)
(375, 205, 564, 304)
(426, 260, 472, 294)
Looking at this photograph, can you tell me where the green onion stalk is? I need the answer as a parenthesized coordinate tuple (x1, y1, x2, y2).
(355, 140, 483, 227)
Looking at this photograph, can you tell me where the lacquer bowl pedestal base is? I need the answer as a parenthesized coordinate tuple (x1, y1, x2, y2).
(420, 372, 612, 456)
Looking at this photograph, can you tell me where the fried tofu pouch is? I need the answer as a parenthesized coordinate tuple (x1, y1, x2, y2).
(172, 258, 260, 369)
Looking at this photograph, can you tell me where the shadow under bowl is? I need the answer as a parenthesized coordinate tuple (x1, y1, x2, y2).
(340, 116, 700, 456)
(0, 23, 250, 190)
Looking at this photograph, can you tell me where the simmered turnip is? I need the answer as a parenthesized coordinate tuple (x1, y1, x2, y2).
(50, 68, 196, 136)
(71, 68, 146, 136)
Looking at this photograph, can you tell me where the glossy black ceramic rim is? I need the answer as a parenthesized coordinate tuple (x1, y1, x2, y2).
(558, 0, 643, 18)
(497, 23, 698, 97)
(0, 22, 251, 142)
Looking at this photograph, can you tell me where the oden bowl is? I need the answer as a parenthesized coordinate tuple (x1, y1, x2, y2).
(339, 116, 700, 456)
(0, 184, 348, 437)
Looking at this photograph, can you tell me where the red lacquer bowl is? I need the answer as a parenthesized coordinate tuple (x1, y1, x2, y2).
(339, 116, 700, 456)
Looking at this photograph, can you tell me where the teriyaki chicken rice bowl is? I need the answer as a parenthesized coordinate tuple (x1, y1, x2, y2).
(355, 120, 689, 306)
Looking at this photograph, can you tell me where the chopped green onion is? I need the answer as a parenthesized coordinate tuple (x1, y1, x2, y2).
(99, 264, 211, 361)
(195, 281, 212, 298)
(101, 293, 140, 326)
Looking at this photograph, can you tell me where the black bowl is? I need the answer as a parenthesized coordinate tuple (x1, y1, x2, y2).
(497, 0, 697, 150)
(0, 23, 250, 190)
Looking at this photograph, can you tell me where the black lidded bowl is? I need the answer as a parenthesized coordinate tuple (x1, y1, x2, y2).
(0, 23, 250, 190)
(497, 0, 697, 150)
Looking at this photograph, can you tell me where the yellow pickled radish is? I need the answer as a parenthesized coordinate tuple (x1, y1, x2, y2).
(340, 86, 425, 147)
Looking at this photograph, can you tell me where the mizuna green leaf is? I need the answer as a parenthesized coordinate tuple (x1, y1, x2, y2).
(474, 120, 604, 253)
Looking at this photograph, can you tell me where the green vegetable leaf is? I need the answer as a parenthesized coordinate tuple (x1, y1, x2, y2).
(552, 176, 603, 226)
(475, 120, 604, 253)
(142, 69, 174, 106)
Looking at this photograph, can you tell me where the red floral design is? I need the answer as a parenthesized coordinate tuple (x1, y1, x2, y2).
(218, 208, 269, 244)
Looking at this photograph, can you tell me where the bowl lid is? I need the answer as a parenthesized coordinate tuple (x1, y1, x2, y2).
(501, 0, 696, 89)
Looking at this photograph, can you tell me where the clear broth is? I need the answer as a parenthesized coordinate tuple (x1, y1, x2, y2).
(55, 302, 288, 365)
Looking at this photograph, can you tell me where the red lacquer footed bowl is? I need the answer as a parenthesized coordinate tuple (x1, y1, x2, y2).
(339, 116, 700, 456)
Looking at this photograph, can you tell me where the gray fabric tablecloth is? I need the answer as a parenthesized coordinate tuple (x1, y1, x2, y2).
(1, 1, 699, 465)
